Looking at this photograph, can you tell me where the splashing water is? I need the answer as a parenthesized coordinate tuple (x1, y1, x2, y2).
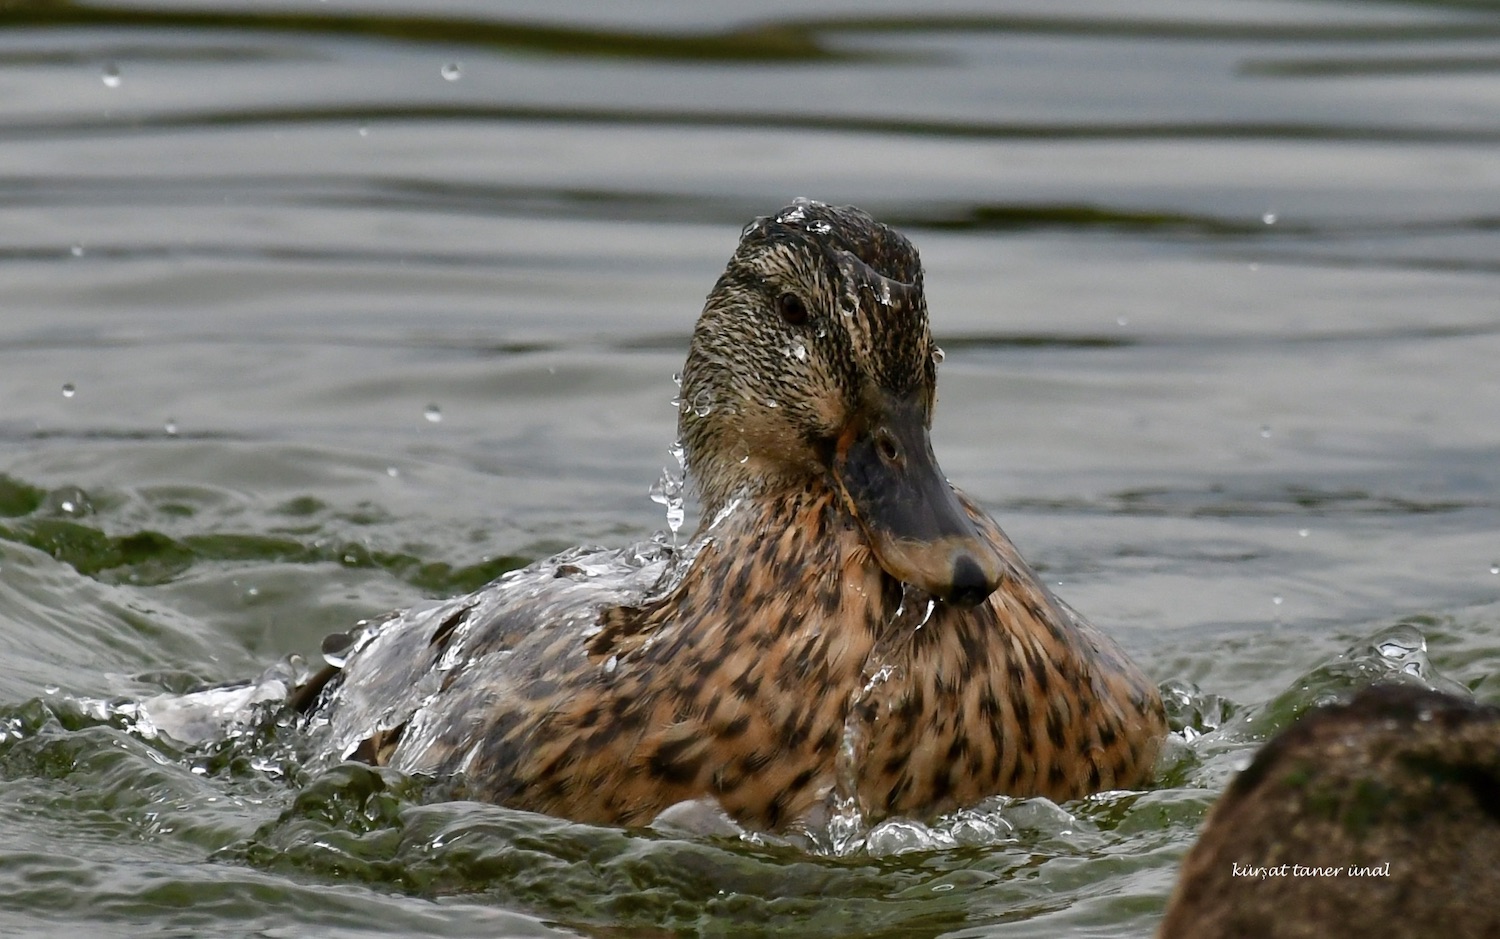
(810, 580, 950, 855)
(1159, 679, 1231, 743)
(79, 656, 314, 749)
(320, 619, 383, 669)
(777, 197, 813, 224)
(649, 442, 687, 541)
(302, 537, 690, 768)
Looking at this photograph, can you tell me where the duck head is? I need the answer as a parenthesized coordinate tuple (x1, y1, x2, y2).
(680, 200, 1003, 607)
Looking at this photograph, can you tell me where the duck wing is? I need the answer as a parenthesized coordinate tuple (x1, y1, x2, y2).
(300, 541, 680, 770)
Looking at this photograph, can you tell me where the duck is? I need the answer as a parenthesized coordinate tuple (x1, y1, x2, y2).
(1159, 682, 1500, 938)
(292, 200, 1167, 833)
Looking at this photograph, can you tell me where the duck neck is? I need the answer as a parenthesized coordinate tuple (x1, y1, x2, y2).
(688, 466, 839, 544)
(686, 479, 902, 639)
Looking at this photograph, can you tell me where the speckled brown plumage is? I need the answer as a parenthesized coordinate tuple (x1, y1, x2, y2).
(1159, 684, 1500, 939)
(300, 200, 1167, 832)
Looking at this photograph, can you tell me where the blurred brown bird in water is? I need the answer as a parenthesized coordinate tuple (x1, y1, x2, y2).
(1160, 682, 1500, 939)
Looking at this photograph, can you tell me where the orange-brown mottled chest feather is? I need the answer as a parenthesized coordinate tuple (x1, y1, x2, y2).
(523, 489, 889, 828)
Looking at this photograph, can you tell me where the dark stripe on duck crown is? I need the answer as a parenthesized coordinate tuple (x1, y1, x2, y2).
(830, 251, 933, 396)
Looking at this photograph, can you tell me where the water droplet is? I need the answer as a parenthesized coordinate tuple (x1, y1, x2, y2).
(1116, 316, 1129, 327)
(806, 220, 831, 234)
(440, 62, 462, 81)
(1272, 595, 1283, 605)
(163, 418, 178, 436)
(763, 398, 779, 409)
(1261, 212, 1277, 225)
(649, 465, 685, 536)
(1298, 528, 1310, 538)
(69, 243, 85, 258)
(1375, 627, 1424, 660)
(690, 389, 714, 417)
(671, 371, 682, 389)
(322, 632, 354, 668)
(1259, 424, 1272, 438)
(931, 346, 945, 365)
(357, 125, 369, 138)
(788, 342, 807, 362)
(46, 487, 91, 517)
(101, 63, 122, 88)
(603, 654, 619, 674)
(1248, 262, 1261, 272)
(44, 684, 59, 695)
(386, 466, 400, 478)
(1491, 563, 1499, 575)
(61, 383, 76, 398)
(246, 586, 260, 598)
(423, 404, 442, 423)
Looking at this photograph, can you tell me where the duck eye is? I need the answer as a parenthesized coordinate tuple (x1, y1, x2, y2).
(776, 292, 809, 326)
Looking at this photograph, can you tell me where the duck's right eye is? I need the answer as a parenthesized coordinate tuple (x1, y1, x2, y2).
(776, 292, 809, 326)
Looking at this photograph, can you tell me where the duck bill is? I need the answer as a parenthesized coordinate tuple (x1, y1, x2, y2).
(831, 392, 1004, 607)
